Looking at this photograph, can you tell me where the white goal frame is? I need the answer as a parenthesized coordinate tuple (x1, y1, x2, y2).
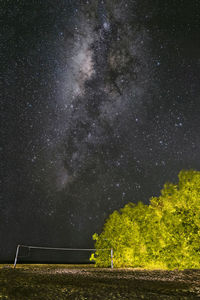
(13, 245, 114, 268)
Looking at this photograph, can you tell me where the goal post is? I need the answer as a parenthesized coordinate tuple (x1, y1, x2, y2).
(13, 245, 113, 269)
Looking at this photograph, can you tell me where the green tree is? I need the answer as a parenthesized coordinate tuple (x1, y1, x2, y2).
(150, 170, 200, 268)
(91, 170, 200, 269)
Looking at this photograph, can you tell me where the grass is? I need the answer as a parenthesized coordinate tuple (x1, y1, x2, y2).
(0, 264, 199, 299)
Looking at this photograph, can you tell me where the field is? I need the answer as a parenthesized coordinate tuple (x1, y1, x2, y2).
(0, 264, 199, 299)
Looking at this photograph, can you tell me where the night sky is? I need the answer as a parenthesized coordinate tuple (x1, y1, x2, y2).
(1, 0, 200, 261)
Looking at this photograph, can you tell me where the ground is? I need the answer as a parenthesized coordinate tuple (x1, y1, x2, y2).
(0, 264, 199, 299)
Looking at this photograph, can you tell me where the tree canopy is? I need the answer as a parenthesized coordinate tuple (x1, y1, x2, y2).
(91, 170, 200, 269)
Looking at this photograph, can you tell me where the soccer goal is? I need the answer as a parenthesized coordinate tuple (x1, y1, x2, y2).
(13, 245, 113, 268)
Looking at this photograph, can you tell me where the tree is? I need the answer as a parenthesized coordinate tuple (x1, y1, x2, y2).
(91, 170, 200, 269)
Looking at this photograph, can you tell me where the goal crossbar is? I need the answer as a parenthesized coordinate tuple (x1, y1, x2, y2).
(13, 244, 113, 268)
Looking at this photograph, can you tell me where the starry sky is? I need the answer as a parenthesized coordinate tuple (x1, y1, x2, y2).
(1, 0, 200, 261)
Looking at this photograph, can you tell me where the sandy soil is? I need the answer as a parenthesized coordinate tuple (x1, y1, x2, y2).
(0, 264, 199, 299)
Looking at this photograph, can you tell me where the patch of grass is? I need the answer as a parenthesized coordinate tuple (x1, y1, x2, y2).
(0, 264, 199, 299)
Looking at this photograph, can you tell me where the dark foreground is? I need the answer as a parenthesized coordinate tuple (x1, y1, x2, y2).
(0, 265, 199, 299)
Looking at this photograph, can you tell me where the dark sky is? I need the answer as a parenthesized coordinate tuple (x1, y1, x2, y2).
(1, 0, 200, 261)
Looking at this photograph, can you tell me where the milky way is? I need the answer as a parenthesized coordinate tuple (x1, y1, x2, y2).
(56, 1, 154, 189)
(1, 0, 200, 260)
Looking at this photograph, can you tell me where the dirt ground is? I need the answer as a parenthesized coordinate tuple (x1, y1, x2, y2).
(0, 264, 199, 299)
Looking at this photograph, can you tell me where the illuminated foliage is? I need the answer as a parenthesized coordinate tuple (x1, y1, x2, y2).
(91, 170, 200, 269)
